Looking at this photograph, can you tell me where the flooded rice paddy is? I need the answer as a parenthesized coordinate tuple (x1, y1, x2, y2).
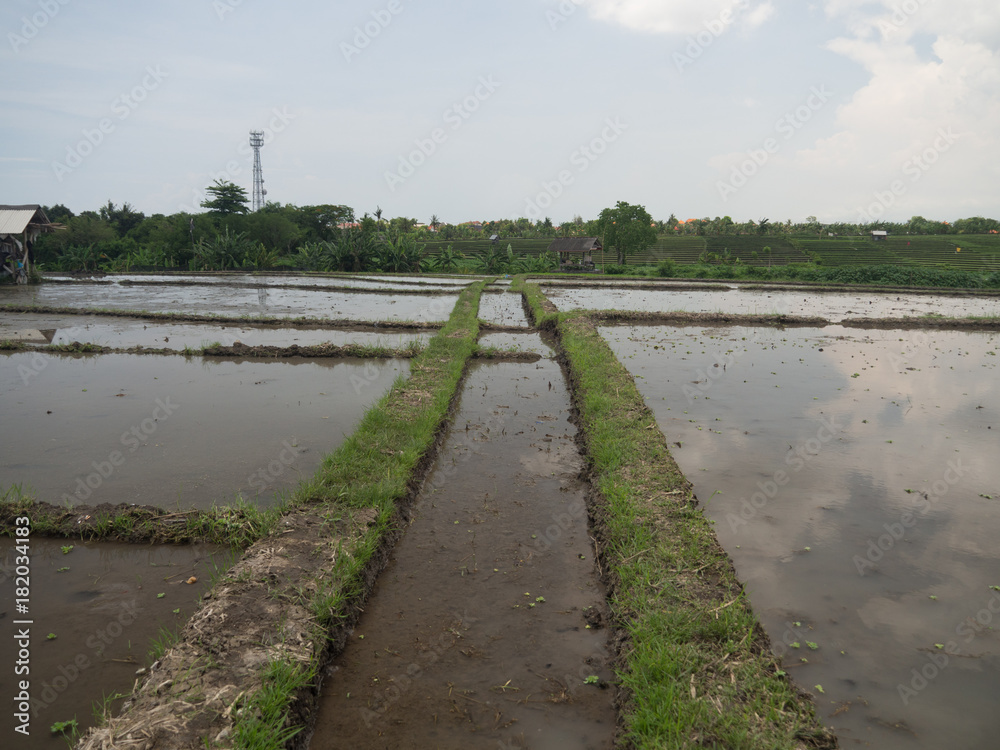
(0, 538, 230, 747)
(0, 313, 431, 351)
(549, 285, 1000, 320)
(48, 273, 475, 292)
(478, 291, 531, 328)
(310, 344, 616, 749)
(602, 324, 1000, 749)
(1, 352, 407, 510)
(5, 282, 458, 322)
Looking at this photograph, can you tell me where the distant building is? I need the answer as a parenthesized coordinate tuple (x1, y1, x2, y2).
(547, 237, 602, 269)
(0, 205, 61, 283)
(871, 230, 888, 242)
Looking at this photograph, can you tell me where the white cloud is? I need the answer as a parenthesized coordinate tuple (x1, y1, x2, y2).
(782, 1, 1000, 219)
(582, 0, 775, 35)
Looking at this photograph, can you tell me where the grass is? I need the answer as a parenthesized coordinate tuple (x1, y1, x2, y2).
(231, 659, 316, 750)
(516, 279, 835, 748)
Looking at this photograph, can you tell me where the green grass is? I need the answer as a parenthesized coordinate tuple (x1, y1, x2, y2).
(516, 280, 835, 749)
(231, 659, 315, 750)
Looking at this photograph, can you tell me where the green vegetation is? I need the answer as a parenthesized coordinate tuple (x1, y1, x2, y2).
(232, 660, 315, 750)
(517, 279, 834, 748)
(597, 200, 658, 265)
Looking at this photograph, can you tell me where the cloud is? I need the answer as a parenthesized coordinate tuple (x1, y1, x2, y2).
(782, 1, 1000, 219)
(582, 0, 775, 35)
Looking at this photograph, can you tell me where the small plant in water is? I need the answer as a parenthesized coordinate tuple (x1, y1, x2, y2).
(51, 718, 79, 737)
(584, 675, 599, 685)
(47, 633, 57, 640)
(61, 545, 74, 554)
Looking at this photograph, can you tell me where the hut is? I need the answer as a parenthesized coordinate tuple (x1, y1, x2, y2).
(871, 230, 888, 242)
(547, 237, 602, 271)
(0, 205, 61, 283)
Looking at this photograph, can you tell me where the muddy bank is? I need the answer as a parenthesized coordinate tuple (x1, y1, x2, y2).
(74, 509, 377, 750)
(309, 357, 616, 749)
(0, 499, 269, 546)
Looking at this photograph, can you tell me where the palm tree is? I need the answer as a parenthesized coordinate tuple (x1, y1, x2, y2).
(429, 214, 440, 232)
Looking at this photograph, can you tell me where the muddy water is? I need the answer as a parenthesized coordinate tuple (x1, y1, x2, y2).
(2, 283, 458, 322)
(478, 333, 553, 358)
(0, 314, 431, 351)
(602, 324, 1000, 749)
(548, 285, 1000, 319)
(0, 538, 229, 748)
(310, 351, 616, 749)
(48, 273, 472, 292)
(1, 353, 407, 509)
(478, 291, 530, 328)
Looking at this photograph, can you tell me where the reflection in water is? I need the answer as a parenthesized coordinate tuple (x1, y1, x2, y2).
(602, 324, 1000, 750)
(1, 353, 408, 510)
(0, 538, 230, 748)
(550, 285, 1000, 319)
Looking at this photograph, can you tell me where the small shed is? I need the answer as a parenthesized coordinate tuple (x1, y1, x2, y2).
(0, 205, 61, 283)
(871, 230, 888, 242)
(547, 237, 602, 269)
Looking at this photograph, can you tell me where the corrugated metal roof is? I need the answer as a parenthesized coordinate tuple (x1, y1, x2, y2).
(0, 205, 45, 236)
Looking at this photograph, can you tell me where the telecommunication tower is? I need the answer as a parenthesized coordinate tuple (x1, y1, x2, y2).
(249, 130, 265, 212)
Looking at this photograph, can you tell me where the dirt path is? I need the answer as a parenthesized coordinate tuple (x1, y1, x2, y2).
(308, 349, 616, 749)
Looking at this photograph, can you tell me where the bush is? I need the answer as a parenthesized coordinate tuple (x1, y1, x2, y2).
(604, 264, 630, 275)
(651, 259, 676, 278)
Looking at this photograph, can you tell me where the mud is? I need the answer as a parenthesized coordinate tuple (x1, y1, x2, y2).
(0, 538, 229, 748)
(309, 354, 616, 749)
(602, 324, 1000, 750)
(548, 285, 1000, 320)
(478, 291, 531, 328)
(1, 283, 459, 322)
(1, 352, 408, 510)
(74, 509, 379, 750)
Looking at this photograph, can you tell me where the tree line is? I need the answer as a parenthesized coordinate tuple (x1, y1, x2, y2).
(31, 180, 999, 273)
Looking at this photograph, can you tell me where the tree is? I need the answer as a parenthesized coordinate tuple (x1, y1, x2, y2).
(200, 179, 249, 216)
(597, 201, 657, 265)
(429, 214, 441, 232)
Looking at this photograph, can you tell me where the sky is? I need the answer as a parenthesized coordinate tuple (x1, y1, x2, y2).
(1, 0, 998, 226)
